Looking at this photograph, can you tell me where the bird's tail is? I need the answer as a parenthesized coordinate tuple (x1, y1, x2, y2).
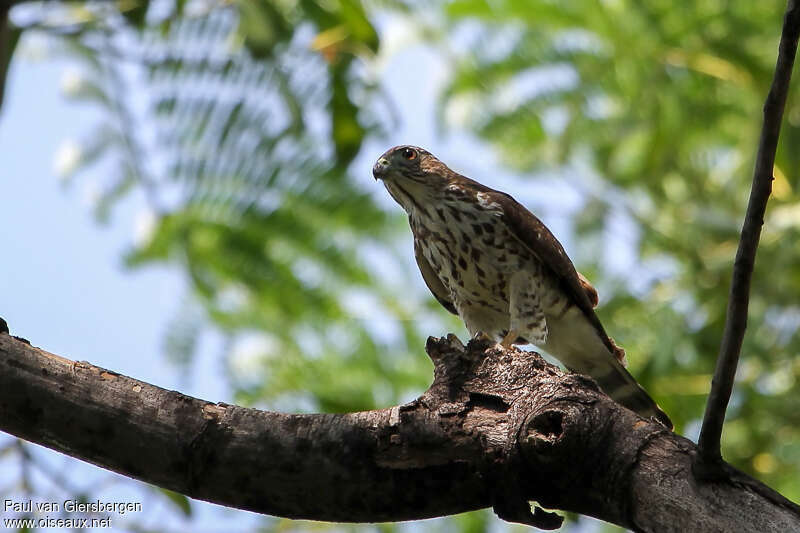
(582, 357, 673, 430)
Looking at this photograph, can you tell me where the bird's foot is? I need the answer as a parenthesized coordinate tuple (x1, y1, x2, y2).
(500, 329, 519, 349)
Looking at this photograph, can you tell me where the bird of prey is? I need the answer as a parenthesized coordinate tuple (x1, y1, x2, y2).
(373, 145, 672, 429)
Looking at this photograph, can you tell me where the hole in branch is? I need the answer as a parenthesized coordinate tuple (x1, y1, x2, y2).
(530, 411, 564, 441)
(467, 392, 510, 413)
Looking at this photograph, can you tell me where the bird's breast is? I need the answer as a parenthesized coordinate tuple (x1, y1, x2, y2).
(411, 200, 536, 312)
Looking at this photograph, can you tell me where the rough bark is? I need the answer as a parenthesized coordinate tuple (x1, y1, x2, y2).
(0, 332, 798, 532)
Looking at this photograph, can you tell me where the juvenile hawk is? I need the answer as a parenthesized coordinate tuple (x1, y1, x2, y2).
(374, 145, 671, 429)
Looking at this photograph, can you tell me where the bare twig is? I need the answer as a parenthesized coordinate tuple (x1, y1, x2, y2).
(697, 0, 800, 465)
(0, 5, 14, 112)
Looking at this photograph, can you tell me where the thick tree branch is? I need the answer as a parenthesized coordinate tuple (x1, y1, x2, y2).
(1, 332, 798, 531)
(698, 0, 800, 465)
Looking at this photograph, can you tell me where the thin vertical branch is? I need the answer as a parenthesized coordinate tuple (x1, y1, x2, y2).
(0, 5, 13, 112)
(697, 0, 800, 464)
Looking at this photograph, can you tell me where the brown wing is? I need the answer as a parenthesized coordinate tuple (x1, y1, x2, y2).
(497, 193, 616, 353)
(413, 236, 458, 315)
(454, 177, 616, 355)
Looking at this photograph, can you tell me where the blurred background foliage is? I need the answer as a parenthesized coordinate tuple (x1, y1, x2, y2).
(1, 0, 799, 531)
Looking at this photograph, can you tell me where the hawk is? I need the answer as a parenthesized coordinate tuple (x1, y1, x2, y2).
(374, 145, 672, 429)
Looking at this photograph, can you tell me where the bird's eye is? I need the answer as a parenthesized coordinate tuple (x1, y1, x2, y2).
(401, 147, 417, 160)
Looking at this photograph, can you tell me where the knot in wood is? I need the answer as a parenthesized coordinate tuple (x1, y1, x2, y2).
(528, 410, 564, 441)
(518, 402, 591, 471)
(522, 409, 565, 459)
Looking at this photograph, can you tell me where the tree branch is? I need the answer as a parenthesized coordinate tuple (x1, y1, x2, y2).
(1, 332, 798, 531)
(698, 0, 800, 465)
(0, 3, 19, 113)
(0, 0, 90, 8)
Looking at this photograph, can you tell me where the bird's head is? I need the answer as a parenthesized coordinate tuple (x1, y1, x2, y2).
(372, 145, 451, 186)
(373, 146, 454, 212)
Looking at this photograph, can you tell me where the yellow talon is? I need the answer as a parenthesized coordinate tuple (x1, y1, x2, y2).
(500, 329, 518, 348)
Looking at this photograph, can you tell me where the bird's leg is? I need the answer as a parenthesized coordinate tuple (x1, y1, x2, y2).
(507, 271, 547, 347)
(500, 329, 519, 348)
(471, 330, 495, 343)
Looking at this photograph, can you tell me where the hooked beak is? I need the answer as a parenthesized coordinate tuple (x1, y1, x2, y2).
(372, 158, 389, 180)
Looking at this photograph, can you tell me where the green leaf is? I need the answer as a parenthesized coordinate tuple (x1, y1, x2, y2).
(330, 67, 366, 166)
(121, 1, 151, 29)
(236, 0, 292, 59)
(157, 488, 192, 516)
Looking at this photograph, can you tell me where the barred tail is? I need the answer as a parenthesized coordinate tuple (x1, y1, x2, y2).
(587, 357, 673, 430)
